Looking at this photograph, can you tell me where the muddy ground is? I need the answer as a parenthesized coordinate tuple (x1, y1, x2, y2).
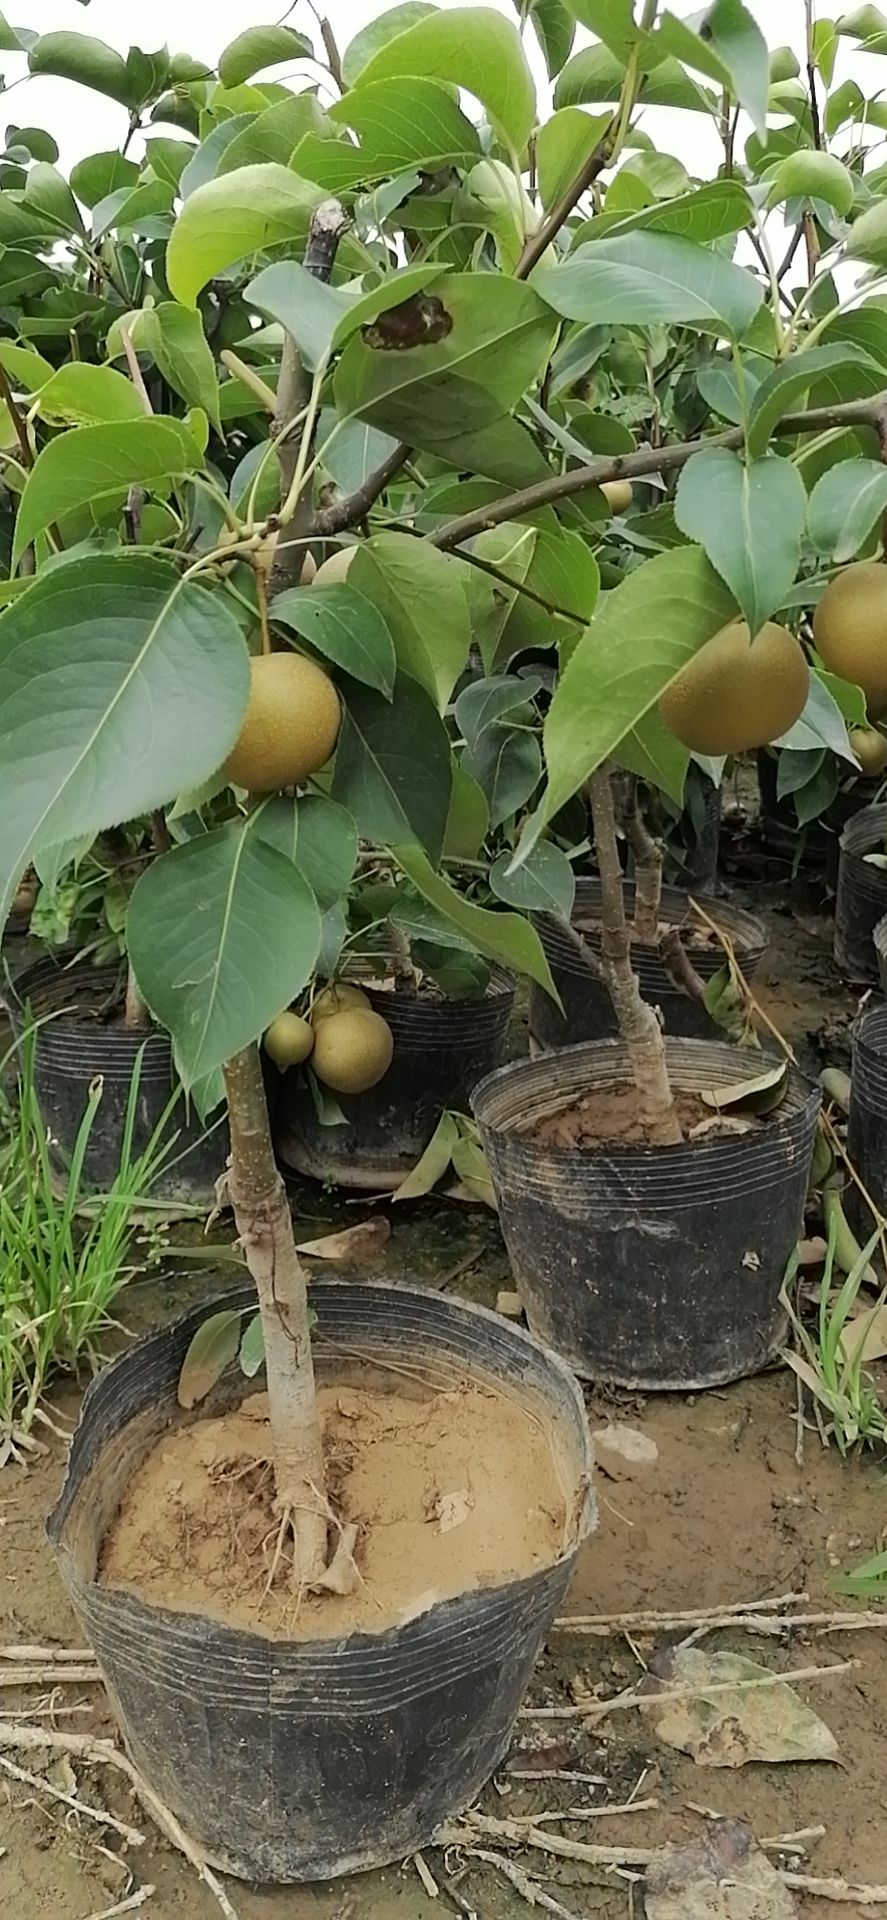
(2, 845, 887, 1920)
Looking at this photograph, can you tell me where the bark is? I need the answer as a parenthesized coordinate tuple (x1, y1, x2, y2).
(588, 770, 682, 1146)
(269, 199, 348, 598)
(615, 774, 663, 944)
(222, 1044, 328, 1582)
(123, 964, 151, 1032)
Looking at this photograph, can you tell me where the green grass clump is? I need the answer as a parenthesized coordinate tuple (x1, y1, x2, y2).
(0, 1026, 173, 1466)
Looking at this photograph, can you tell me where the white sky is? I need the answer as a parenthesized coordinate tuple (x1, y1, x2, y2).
(6, 0, 887, 199)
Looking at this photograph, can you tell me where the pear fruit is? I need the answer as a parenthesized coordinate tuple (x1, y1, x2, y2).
(264, 1010, 315, 1068)
(311, 1008, 394, 1094)
(311, 982, 371, 1023)
(600, 479, 633, 514)
(659, 618, 809, 756)
(224, 652, 340, 792)
(813, 563, 887, 718)
(850, 725, 887, 778)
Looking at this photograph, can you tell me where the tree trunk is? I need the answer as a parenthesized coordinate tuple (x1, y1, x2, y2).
(269, 199, 348, 599)
(588, 769, 682, 1146)
(222, 1044, 328, 1583)
(616, 773, 663, 943)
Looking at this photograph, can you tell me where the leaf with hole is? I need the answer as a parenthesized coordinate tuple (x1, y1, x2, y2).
(178, 1309, 243, 1409)
(0, 554, 249, 933)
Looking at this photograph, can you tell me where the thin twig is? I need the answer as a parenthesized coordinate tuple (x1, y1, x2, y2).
(427, 393, 887, 552)
(119, 326, 153, 417)
(310, 441, 411, 536)
(0, 1665, 101, 1687)
(519, 1658, 857, 1720)
(0, 1722, 238, 1919)
(782, 1870, 887, 1904)
(0, 1750, 145, 1847)
(82, 1891, 155, 1920)
(659, 927, 707, 1002)
(0, 1645, 96, 1662)
(513, 1798, 659, 1826)
(467, 1847, 584, 1920)
(555, 1593, 808, 1632)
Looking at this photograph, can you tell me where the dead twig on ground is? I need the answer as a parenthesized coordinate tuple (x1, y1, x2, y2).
(0, 1721, 238, 1919)
(512, 1798, 659, 1827)
(466, 1847, 584, 1920)
(782, 1870, 887, 1904)
(519, 1658, 857, 1721)
(0, 1645, 96, 1662)
(554, 1593, 807, 1634)
(555, 1605, 887, 1638)
(0, 1665, 101, 1687)
(81, 1889, 155, 1919)
(0, 1749, 145, 1846)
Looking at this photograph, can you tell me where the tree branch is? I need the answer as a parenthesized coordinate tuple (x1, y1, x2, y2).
(514, 117, 618, 281)
(428, 392, 887, 552)
(310, 440, 411, 536)
(616, 773, 662, 943)
(269, 198, 349, 597)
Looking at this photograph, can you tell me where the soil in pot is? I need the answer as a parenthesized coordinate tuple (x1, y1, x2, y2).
(529, 881, 765, 1051)
(524, 1084, 768, 1151)
(274, 966, 514, 1189)
(100, 1373, 566, 1638)
(8, 957, 228, 1213)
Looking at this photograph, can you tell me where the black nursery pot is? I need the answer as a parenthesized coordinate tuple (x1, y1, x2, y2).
(7, 958, 227, 1212)
(275, 972, 515, 1190)
(528, 881, 766, 1051)
(845, 997, 887, 1253)
(48, 1280, 595, 1883)
(835, 805, 887, 984)
(665, 775, 722, 892)
(473, 1039, 820, 1391)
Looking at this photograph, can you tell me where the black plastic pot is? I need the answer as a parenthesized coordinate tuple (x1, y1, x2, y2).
(7, 958, 227, 1213)
(845, 998, 887, 1252)
(275, 972, 515, 1190)
(835, 805, 887, 984)
(664, 775, 722, 892)
(756, 749, 832, 866)
(48, 1280, 595, 1883)
(528, 882, 766, 1051)
(473, 1039, 820, 1390)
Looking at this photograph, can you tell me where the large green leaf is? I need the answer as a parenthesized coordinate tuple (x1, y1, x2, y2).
(555, 43, 716, 111)
(345, 533, 471, 708)
(674, 448, 807, 637)
(253, 792, 358, 910)
(521, 0, 576, 77)
(576, 180, 753, 246)
(33, 363, 145, 427)
(356, 7, 536, 149)
(271, 584, 397, 696)
(655, 0, 769, 135)
(332, 673, 453, 862)
(322, 77, 482, 183)
(248, 260, 448, 372)
(0, 342, 57, 391)
(0, 555, 249, 932)
(533, 231, 762, 338)
(166, 164, 325, 307)
(342, 2, 438, 83)
(23, 163, 83, 237)
(809, 459, 887, 563)
(393, 843, 556, 996)
(462, 526, 538, 672)
(128, 814, 320, 1087)
(765, 150, 854, 215)
(12, 417, 202, 569)
(28, 31, 133, 105)
(490, 840, 575, 918)
(746, 344, 871, 457)
(70, 148, 139, 208)
(536, 108, 612, 210)
(218, 24, 312, 87)
(128, 305, 222, 434)
(334, 273, 556, 446)
(615, 708, 690, 805)
(535, 547, 736, 837)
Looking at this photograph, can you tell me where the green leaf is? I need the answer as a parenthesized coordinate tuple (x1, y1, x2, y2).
(838, 4, 887, 52)
(393, 842, 556, 996)
(655, 0, 769, 136)
(776, 671, 858, 761)
(0, 16, 33, 51)
(462, 525, 537, 672)
(533, 231, 762, 339)
(326, 76, 482, 182)
(144, 136, 195, 190)
(765, 150, 854, 215)
(12, 417, 201, 569)
(220, 96, 336, 177)
(356, 6, 537, 150)
(218, 24, 312, 87)
(0, 342, 54, 390)
(490, 841, 575, 917)
(4, 125, 59, 163)
(239, 1314, 265, 1379)
(128, 811, 321, 1087)
(347, 533, 471, 709)
(335, 272, 556, 448)
(615, 707, 690, 805)
(847, 199, 887, 264)
(445, 761, 490, 860)
(556, 44, 716, 112)
(0, 554, 249, 932)
(465, 724, 541, 828)
(271, 585, 397, 696)
(521, 0, 575, 78)
(809, 459, 887, 563)
(70, 148, 139, 208)
(536, 547, 736, 833)
(746, 344, 869, 457)
(253, 792, 358, 911)
(247, 261, 353, 369)
(536, 108, 612, 211)
(34, 363, 146, 427)
(674, 448, 807, 637)
(332, 673, 453, 863)
(28, 32, 133, 105)
(178, 1309, 242, 1409)
(317, 417, 401, 496)
(137, 305, 221, 434)
(392, 1111, 460, 1202)
(166, 163, 325, 306)
(342, 2, 438, 84)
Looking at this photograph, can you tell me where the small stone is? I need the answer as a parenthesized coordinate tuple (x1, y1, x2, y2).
(496, 1290, 524, 1319)
(592, 1423, 659, 1479)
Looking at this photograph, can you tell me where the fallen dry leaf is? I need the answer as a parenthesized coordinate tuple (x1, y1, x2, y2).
(648, 1648, 840, 1769)
(296, 1218, 390, 1261)
(592, 1423, 659, 1480)
(838, 1301, 887, 1367)
(645, 1819, 798, 1919)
